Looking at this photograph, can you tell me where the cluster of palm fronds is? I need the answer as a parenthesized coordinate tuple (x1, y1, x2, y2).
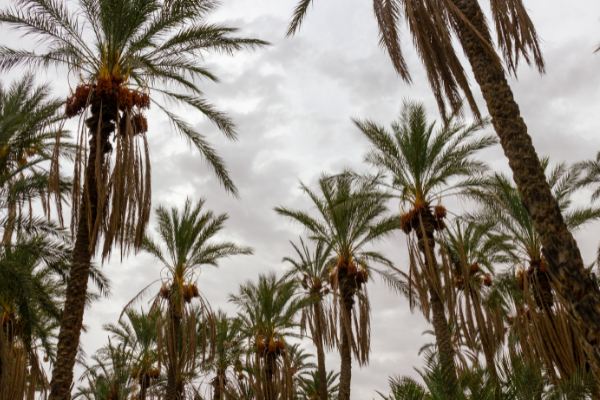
(1, 0, 600, 400)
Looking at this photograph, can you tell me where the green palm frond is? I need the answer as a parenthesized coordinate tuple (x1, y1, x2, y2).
(356, 100, 495, 208)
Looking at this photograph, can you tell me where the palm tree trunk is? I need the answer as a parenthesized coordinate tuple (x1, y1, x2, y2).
(211, 369, 226, 400)
(166, 295, 182, 400)
(337, 267, 354, 400)
(313, 303, 328, 400)
(452, 0, 600, 377)
(265, 352, 277, 400)
(415, 210, 456, 385)
(48, 99, 113, 400)
(139, 374, 148, 400)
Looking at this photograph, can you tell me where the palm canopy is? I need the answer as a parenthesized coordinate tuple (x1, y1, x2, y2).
(143, 198, 253, 300)
(287, 0, 543, 119)
(283, 238, 332, 298)
(0, 74, 67, 180)
(0, 0, 268, 194)
(354, 100, 496, 210)
(103, 308, 160, 376)
(275, 170, 399, 268)
(229, 272, 311, 352)
(466, 159, 600, 265)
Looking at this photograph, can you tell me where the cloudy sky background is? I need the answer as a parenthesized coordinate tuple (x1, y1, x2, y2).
(2, 0, 600, 397)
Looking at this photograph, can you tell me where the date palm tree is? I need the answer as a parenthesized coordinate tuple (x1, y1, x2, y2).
(103, 309, 160, 400)
(354, 100, 495, 384)
(287, 0, 600, 376)
(0, 2, 266, 397)
(283, 239, 333, 400)
(276, 171, 399, 400)
(0, 74, 71, 241)
(230, 272, 312, 400)
(466, 160, 600, 380)
(142, 198, 253, 400)
(297, 370, 339, 400)
(203, 310, 244, 400)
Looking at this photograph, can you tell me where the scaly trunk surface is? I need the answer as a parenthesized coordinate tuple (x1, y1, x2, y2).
(415, 209, 457, 385)
(139, 374, 148, 400)
(49, 99, 113, 400)
(211, 369, 227, 400)
(265, 352, 277, 400)
(452, 0, 600, 378)
(166, 295, 183, 400)
(313, 303, 328, 400)
(337, 266, 354, 400)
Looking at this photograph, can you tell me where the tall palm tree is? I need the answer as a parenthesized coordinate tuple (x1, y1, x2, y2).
(230, 272, 311, 400)
(287, 0, 600, 375)
(283, 239, 333, 400)
(354, 101, 495, 382)
(142, 198, 253, 400)
(0, 2, 266, 397)
(276, 171, 399, 400)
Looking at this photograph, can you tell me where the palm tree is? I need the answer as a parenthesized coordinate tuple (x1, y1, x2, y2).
(283, 239, 333, 400)
(439, 220, 512, 389)
(73, 340, 137, 400)
(276, 171, 399, 400)
(0, 2, 267, 397)
(297, 370, 339, 400)
(466, 160, 600, 380)
(354, 101, 495, 382)
(0, 74, 70, 241)
(142, 198, 252, 400)
(230, 272, 311, 400)
(203, 310, 245, 400)
(287, 0, 600, 376)
(103, 309, 160, 400)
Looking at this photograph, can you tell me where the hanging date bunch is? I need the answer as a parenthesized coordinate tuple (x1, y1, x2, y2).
(64, 66, 152, 260)
(518, 259, 553, 309)
(400, 201, 447, 235)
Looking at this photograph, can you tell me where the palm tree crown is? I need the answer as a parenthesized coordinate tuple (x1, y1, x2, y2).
(355, 100, 496, 214)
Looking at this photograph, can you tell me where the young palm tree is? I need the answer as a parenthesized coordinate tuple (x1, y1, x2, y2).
(439, 220, 512, 389)
(103, 309, 160, 400)
(0, 2, 266, 397)
(73, 340, 136, 400)
(203, 310, 245, 400)
(230, 272, 312, 400)
(354, 101, 495, 382)
(276, 171, 399, 400)
(297, 370, 339, 400)
(287, 0, 600, 374)
(283, 238, 333, 400)
(142, 198, 253, 400)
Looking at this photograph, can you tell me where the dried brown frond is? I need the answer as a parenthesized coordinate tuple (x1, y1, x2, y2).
(488, 0, 545, 75)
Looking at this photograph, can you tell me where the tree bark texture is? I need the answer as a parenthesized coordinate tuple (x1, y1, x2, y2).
(313, 303, 328, 400)
(48, 99, 113, 400)
(265, 352, 277, 400)
(415, 209, 457, 384)
(337, 267, 354, 400)
(166, 296, 183, 400)
(452, 0, 600, 378)
(211, 369, 226, 400)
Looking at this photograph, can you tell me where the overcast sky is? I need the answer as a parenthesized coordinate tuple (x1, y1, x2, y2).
(2, 0, 600, 398)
